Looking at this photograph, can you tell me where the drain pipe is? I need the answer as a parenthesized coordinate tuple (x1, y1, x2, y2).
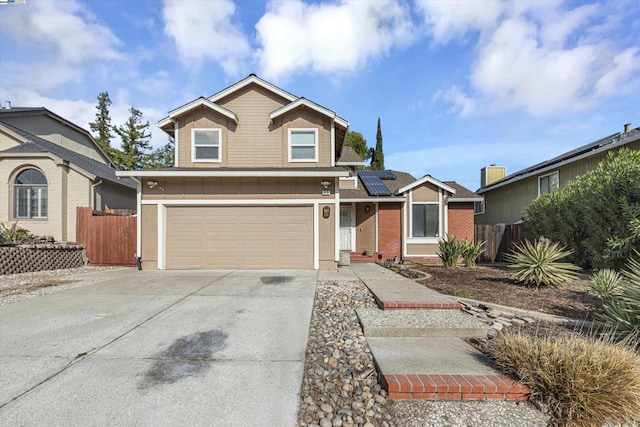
(91, 179, 102, 209)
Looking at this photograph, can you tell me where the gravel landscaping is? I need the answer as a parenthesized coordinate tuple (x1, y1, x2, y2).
(298, 277, 550, 427)
(0, 266, 126, 305)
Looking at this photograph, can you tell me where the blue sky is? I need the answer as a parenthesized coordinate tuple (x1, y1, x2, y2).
(1, 0, 638, 190)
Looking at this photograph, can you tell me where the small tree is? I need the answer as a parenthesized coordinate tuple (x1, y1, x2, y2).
(370, 117, 385, 170)
(89, 92, 116, 159)
(114, 107, 151, 170)
(344, 131, 370, 164)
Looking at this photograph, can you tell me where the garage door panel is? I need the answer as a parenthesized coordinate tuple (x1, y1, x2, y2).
(166, 206, 313, 269)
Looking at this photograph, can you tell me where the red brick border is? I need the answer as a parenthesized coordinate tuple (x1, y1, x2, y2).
(383, 374, 529, 401)
(380, 301, 462, 310)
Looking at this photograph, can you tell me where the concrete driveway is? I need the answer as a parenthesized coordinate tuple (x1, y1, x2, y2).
(0, 269, 317, 426)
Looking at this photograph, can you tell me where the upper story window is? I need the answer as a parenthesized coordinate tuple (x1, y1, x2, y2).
(538, 171, 559, 195)
(192, 128, 221, 162)
(411, 203, 439, 238)
(14, 168, 48, 219)
(289, 129, 318, 162)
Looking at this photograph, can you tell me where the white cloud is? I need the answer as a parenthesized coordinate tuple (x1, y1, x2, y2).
(162, 0, 251, 75)
(0, 0, 120, 64)
(422, 1, 640, 117)
(255, 0, 414, 80)
(414, 0, 502, 44)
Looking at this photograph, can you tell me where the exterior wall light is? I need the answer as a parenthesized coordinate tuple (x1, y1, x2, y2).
(322, 206, 331, 218)
(364, 205, 371, 214)
(147, 180, 159, 189)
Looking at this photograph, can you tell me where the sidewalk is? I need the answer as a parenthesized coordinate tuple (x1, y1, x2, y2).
(349, 263, 530, 401)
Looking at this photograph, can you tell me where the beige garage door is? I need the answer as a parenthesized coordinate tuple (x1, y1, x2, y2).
(166, 206, 313, 269)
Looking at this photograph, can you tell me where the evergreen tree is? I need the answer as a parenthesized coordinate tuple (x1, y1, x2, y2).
(89, 92, 115, 158)
(344, 131, 370, 163)
(114, 107, 151, 170)
(145, 138, 175, 168)
(371, 117, 385, 170)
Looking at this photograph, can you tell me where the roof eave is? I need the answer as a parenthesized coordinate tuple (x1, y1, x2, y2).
(396, 175, 457, 195)
(209, 74, 298, 103)
(116, 169, 351, 178)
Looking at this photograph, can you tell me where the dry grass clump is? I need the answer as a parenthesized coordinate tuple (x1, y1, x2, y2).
(488, 329, 640, 426)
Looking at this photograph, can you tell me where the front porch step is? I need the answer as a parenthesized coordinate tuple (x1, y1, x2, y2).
(366, 279, 461, 310)
(368, 337, 529, 401)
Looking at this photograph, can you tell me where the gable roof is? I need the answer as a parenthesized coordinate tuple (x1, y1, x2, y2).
(336, 146, 365, 165)
(340, 170, 415, 200)
(478, 126, 640, 194)
(0, 121, 137, 189)
(444, 181, 483, 202)
(0, 106, 116, 167)
(158, 74, 349, 135)
(395, 175, 456, 195)
(158, 97, 238, 129)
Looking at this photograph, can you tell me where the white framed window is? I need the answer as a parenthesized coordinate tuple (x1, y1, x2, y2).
(288, 128, 318, 162)
(411, 203, 440, 238)
(13, 168, 48, 219)
(192, 128, 221, 162)
(474, 200, 485, 215)
(538, 171, 559, 196)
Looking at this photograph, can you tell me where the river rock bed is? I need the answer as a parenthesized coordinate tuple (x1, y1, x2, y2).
(297, 279, 394, 427)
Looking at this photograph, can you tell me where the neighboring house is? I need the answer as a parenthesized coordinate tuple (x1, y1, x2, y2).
(475, 124, 640, 225)
(0, 106, 137, 242)
(117, 75, 481, 270)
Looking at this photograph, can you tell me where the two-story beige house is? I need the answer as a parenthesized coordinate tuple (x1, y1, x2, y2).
(0, 106, 137, 242)
(118, 75, 480, 270)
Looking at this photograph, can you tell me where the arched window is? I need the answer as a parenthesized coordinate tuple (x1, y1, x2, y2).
(14, 168, 48, 219)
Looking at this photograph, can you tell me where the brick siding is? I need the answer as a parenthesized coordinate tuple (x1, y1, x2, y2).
(377, 203, 402, 260)
(447, 202, 475, 241)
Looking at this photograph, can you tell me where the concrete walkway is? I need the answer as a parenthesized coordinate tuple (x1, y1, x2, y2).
(349, 263, 529, 401)
(0, 269, 317, 426)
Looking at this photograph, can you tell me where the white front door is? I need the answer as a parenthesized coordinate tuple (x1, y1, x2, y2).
(340, 207, 353, 251)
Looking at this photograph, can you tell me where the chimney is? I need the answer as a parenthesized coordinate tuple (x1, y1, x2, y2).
(4, 101, 11, 109)
(624, 123, 631, 133)
(481, 165, 506, 187)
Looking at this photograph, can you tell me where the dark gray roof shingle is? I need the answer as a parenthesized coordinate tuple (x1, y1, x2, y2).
(0, 121, 136, 189)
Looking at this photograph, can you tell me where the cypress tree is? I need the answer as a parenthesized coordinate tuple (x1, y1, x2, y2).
(371, 117, 385, 170)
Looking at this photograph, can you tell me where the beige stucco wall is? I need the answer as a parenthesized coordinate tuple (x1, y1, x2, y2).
(339, 178, 356, 190)
(0, 130, 19, 151)
(65, 168, 91, 242)
(174, 84, 334, 168)
(0, 115, 106, 163)
(412, 184, 439, 202)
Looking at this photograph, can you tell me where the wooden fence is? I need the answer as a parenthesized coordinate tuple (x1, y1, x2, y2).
(475, 223, 524, 263)
(76, 207, 137, 266)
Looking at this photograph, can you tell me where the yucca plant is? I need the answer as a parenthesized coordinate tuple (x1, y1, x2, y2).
(460, 239, 486, 267)
(598, 253, 640, 344)
(504, 239, 580, 288)
(437, 235, 462, 268)
(588, 269, 624, 300)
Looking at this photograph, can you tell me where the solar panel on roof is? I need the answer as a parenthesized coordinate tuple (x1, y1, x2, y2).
(359, 170, 396, 180)
(359, 173, 392, 196)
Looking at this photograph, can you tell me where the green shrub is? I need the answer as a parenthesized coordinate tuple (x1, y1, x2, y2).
(0, 222, 32, 244)
(437, 235, 462, 268)
(523, 148, 640, 270)
(598, 253, 640, 344)
(459, 239, 485, 267)
(504, 239, 580, 288)
(588, 269, 624, 300)
(489, 330, 640, 426)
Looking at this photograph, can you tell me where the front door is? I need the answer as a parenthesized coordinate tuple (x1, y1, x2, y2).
(340, 207, 353, 251)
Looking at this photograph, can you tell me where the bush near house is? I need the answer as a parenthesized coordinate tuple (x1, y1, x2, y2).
(523, 148, 640, 270)
(0, 222, 33, 245)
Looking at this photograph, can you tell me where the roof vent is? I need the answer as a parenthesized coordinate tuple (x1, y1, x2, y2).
(624, 123, 631, 133)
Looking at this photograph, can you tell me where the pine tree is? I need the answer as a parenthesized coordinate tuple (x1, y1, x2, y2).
(89, 92, 115, 158)
(114, 107, 151, 170)
(371, 117, 385, 170)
